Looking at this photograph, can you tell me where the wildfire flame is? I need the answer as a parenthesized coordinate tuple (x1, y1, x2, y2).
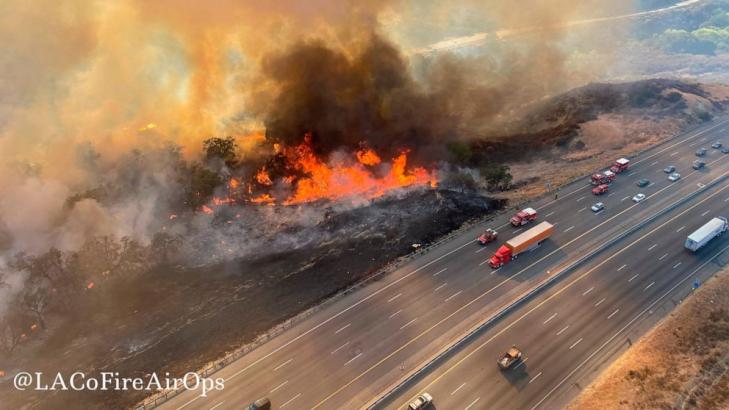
(249, 135, 436, 205)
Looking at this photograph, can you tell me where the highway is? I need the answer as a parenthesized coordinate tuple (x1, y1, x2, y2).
(385, 158, 729, 410)
(157, 116, 729, 410)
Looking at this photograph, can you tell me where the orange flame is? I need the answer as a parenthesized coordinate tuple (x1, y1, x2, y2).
(255, 168, 273, 186)
(356, 148, 381, 166)
(87, 282, 95, 289)
(248, 136, 435, 205)
(201, 205, 214, 214)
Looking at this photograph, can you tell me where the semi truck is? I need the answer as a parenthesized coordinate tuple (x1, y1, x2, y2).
(610, 157, 630, 173)
(489, 221, 554, 268)
(685, 217, 728, 252)
(590, 170, 616, 185)
(510, 207, 538, 226)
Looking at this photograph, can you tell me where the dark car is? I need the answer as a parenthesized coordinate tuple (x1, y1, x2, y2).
(712, 142, 722, 149)
(636, 178, 650, 187)
(696, 147, 707, 156)
(693, 160, 706, 170)
(722, 146, 729, 154)
(663, 165, 676, 173)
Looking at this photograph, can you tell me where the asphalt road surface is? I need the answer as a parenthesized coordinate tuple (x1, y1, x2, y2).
(158, 116, 729, 410)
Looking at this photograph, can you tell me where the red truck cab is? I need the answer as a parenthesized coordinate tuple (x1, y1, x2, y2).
(510, 207, 537, 226)
(489, 245, 512, 268)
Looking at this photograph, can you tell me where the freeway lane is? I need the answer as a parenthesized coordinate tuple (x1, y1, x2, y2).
(158, 117, 729, 410)
(385, 172, 729, 410)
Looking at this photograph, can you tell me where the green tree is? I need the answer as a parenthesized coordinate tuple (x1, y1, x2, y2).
(481, 164, 512, 191)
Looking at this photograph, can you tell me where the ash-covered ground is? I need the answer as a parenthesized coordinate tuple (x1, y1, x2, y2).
(1, 188, 500, 409)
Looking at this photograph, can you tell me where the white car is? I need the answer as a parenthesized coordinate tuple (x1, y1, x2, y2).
(668, 172, 681, 182)
(591, 202, 605, 212)
(632, 193, 646, 203)
(408, 393, 433, 410)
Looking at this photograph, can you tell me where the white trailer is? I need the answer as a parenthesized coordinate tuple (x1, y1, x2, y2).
(685, 217, 728, 252)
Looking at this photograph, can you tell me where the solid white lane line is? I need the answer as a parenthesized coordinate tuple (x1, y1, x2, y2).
(270, 380, 289, 393)
(400, 318, 417, 330)
(582, 287, 594, 296)
(389, 310, 403, 319)
(451, 382, 466, 396)
(545, 212, 555, 218)
(659, 253, 669, 261)
(595, 298, 606, 307)
(576, 196, 586, 202)
(648, 244, 657, 251)
(209, 402, 225, 410)
(433, 268, 448, 276)
(607, 309, 620, 319)
(673, 262, 682, 269)
(676, 226, 685, 233)
(274, 358, 293, 371)
(434, 283, 447, 292)
(465, 397, 481, 410)
(331, 342, 349, 355)
(617, 264, 626, 271)
(569, 338, 583, 350)
(334, 324, 350, 334)
(702, 210, 711, 217)
(280, 393, 301, 408)
(543, 313, 558, 325)
(644, 281, 655, 291)
(344, 353, 362, 366)
(564, 226, 575, 233)
(445, 291, 462, 302)
(557, 326, 569, 336)
(621, 196, 630, 201)
(387, 293, 402, 303)
(628, 274, 639, 282)
(529, 372, 543, 384)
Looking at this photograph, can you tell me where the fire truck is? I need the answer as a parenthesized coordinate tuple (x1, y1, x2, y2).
(591, 184, 609, 195)
(510, 208, 538, 227)
(590, 170, 616, 185)
(610, 157, 630, 173)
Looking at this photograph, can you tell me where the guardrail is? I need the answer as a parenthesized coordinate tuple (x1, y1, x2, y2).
(368, 170, 729, 409)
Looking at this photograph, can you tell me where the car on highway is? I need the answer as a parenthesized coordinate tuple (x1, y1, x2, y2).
(632, 193, 646, 203)
(591, 202, 605, 212)
(712, 141, 722, 149)
(668, 172, 681, 182)
(663, 165, 676, 173)
(478, 229, 498, 245)
(498, 346, 524, 370)
(408, 393, 433, 410)
(693, 160, 706, 170)
(696, 147, 707, 156)
(636, 178, 650, 187)
(245, 397, 271, 410)
(722, 146, 729, 154)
